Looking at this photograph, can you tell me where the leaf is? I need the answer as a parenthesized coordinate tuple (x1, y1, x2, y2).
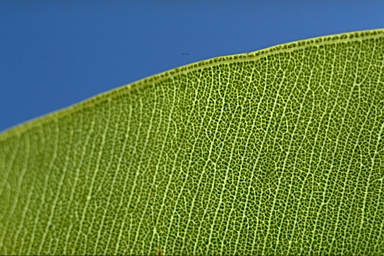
(1, 29, 384, 255)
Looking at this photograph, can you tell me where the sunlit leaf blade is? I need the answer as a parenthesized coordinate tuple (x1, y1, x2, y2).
(1, 29, 384, 255)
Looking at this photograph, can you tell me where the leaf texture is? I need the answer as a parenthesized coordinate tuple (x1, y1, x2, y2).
(1, 29, 384, 255)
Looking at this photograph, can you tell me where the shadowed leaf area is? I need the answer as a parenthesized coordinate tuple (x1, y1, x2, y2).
(1, 29, 384, 255)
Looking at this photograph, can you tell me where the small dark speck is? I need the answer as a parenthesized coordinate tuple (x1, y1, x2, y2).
(181, 52, 190, 55)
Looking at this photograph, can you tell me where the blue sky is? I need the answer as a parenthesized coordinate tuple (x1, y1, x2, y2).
(1, 1, 384, 131)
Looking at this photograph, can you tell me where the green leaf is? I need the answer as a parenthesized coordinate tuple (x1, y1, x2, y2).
(1, 29, 384, 255)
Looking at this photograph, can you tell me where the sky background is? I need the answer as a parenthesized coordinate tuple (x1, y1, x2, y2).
(1, 1, 384, 132)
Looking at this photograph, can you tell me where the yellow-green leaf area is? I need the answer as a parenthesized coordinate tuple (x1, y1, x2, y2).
(1, 29, 384, 255)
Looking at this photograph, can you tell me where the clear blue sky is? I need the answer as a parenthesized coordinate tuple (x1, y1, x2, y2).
(1, 1, 384, 132)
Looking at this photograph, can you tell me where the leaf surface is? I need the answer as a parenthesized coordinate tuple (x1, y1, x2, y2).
(1, 29, 384, 255)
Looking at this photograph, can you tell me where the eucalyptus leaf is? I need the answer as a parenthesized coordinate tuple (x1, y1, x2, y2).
(1, 29, 384, 255)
